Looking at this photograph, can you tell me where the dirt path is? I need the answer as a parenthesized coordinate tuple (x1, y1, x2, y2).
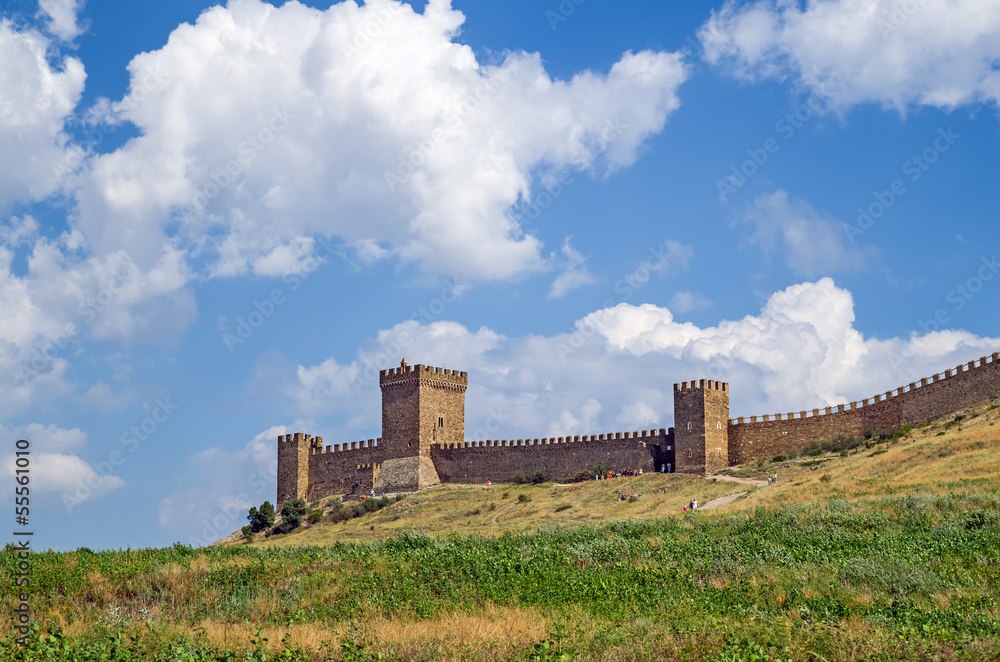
(706, 474, 768, 487)
(491, 502, 517, 524)
(700, 491, 748, 509)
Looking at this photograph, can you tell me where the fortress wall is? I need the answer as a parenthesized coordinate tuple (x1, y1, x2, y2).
(430, 430, 669, 483)
(728, 353, 1000, 464)
(306, 438, 382, 499)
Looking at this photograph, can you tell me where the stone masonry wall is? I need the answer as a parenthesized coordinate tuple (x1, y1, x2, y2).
(728, 352, 1000, 464)
(430, 430, 669, 483)
(418, 377, 466, 455)
(307, 438, 381, 499)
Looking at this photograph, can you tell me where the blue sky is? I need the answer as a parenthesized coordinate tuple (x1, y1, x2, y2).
(1, 0, 997, 551)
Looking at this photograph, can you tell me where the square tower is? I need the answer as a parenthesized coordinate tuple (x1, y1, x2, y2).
(673, 380, 730, 474)
(376, 359, 467, 490)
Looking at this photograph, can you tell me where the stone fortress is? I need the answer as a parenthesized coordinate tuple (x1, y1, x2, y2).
(277, 352, 1000, 508)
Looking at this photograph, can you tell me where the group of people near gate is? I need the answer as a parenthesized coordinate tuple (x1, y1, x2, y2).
(594, 468, 644, 480)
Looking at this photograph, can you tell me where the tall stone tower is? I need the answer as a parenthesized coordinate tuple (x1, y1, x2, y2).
(277, 432, 320, 508)
(673, 380, 730, 474)
(375, 359, 467, 491)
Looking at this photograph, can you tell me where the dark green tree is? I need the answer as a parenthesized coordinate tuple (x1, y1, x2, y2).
(246, 500, 276, 533)
(280, 497, 308, 530)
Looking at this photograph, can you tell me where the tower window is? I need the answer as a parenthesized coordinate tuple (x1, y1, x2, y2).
(687, 422, 692, 431)
(716, 421, 722, 430)
(438, 416, 444, 428)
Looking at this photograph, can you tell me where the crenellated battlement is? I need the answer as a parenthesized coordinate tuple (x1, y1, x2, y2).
(674, 380, 728, 392)
(379, 359, 468, 391)
(729, 353, 1000, 426)
(726, 352, 1000, 465)
(429, 428, 669, 450)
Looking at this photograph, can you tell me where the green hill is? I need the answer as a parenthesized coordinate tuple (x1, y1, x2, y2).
(3, 398, 999, 661)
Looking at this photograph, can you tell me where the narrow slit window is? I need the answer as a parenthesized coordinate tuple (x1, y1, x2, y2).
(438, 416, 444, 428)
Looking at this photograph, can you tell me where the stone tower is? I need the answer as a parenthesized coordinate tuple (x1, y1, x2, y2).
(375, 359, 467, 491)
(673, 379, 729, 474)
(277, 432, 320, 508)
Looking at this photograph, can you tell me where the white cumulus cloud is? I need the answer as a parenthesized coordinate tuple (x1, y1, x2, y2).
(75, 0, 688, 281)
(699, 0, 1000, 110)
(0, 18, 85, 211)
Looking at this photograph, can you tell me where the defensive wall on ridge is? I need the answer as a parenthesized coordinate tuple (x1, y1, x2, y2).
(277, 352, 1000, 507)
(727, 352, 1000, 464)
(429, 429, 672, 484)
(278, 433, 382, 503)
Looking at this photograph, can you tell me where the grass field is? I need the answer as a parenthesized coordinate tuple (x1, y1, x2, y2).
(2, 398, 998, 661)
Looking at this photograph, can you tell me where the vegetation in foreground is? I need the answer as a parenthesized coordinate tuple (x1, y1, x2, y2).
(0, 399, 997, 661)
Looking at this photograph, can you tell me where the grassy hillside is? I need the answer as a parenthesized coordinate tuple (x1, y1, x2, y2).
(2, 398, 998, 661)
(252, 397, 1000, 547)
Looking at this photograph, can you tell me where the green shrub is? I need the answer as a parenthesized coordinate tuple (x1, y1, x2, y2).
(819, 474, 831, 483)
(554, 504, 571, 512)
(241, 525, 254, 541)
(488, 502, 497, 511)
(280, 497, 308, 530)
(514, 471, 528, 484)
(771, 454, 786, 462)
(308, 509, 324, 524)
(593, 462, 609, 477)
(532, 470, 548, 484)
(246, 500, 276, 533)
(518, 493, 532, 503)
(803, 443, 823, 457)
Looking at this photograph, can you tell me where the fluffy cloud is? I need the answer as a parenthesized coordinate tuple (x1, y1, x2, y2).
(0, 231, 196, 416)
(699, 0, 1000, 110)
(77, 0, 688, 280)
(39, 0, 86, 41)
(0, 422, 124, 511)
(0, 18, 85, 211)
(738, 190, 876, 277)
